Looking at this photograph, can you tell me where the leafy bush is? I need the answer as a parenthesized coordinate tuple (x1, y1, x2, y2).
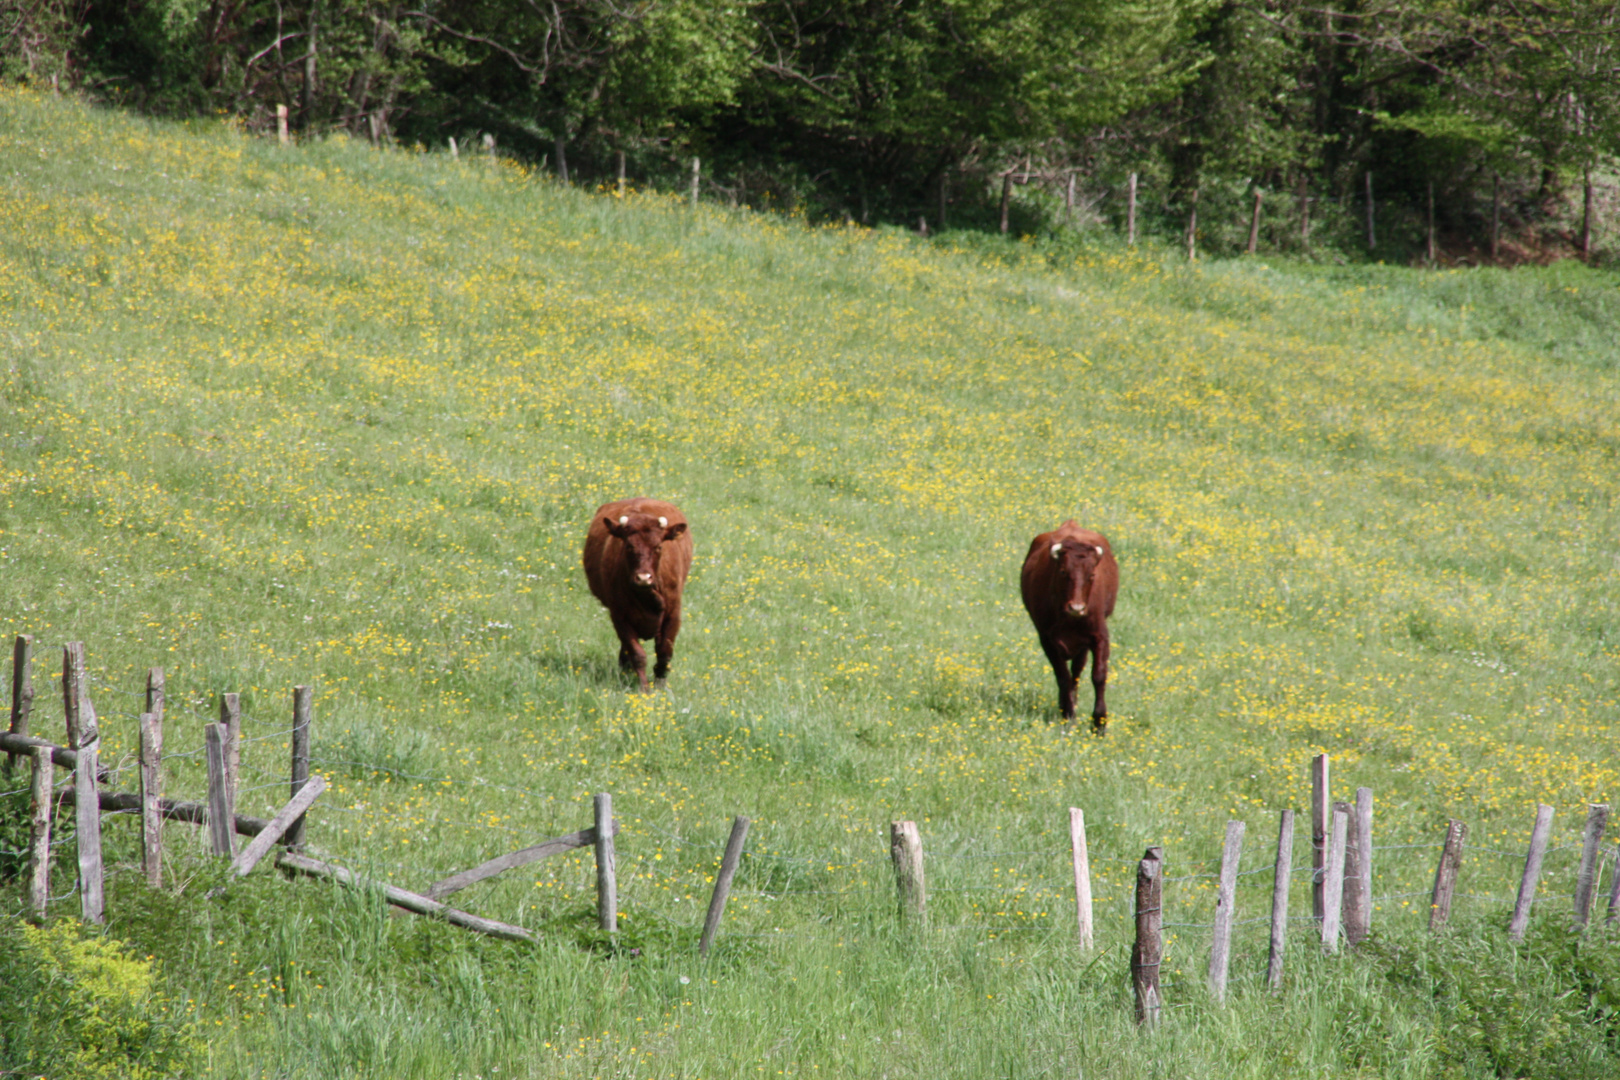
(0, 919, 198, 1079)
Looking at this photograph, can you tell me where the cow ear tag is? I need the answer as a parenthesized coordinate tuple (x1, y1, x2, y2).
(1051, 543, 1063, 559)
(1095, 546, 1104, 556)
(658, 516, 668, 528)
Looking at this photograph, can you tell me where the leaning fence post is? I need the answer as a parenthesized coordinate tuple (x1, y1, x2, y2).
(1322, 803, 1349, 952)
(1344, 788, 1373, 946)
(1267, 809, 1294, 991)
(7, 634, 33, 773)
(595, 792, 618, 932)
(1209, 819, 1245, 1003)
(1509, 803, 1554, 940)
(699, 816, 751, 957)
(140, 710, 163, 887)
(63, 643, 104, 924)
(286, 686, 312, 850)
(219, 693, 241, 822)
(1132, 846, 1163, 1027)
(1070, 807, 1094, 951)
(1310, 754, 1330, 921)
(890, 820, 926, 924)
(1574, 803, 1610, 927)
(205, 724, 234, 857)
(1429, 819, 1466, 931)
(27, 745, 52, 919)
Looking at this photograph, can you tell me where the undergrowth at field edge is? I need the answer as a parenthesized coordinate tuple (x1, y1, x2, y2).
(1, 86, 1618, 1078)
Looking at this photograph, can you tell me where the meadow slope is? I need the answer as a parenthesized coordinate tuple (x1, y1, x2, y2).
(3, 89, 1620, 1078)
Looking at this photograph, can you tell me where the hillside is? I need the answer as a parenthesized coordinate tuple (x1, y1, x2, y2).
(3, 88, 1620, 1078)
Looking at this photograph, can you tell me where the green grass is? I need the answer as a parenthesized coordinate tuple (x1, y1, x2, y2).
(2, 86, 1620, 1077)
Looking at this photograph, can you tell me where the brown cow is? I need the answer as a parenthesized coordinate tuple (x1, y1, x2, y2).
(1020, 522, 1119, 732)
(582, 498, 694, 691)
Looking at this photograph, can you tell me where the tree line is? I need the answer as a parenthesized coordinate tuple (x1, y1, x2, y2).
(5, 0, 1617, 259)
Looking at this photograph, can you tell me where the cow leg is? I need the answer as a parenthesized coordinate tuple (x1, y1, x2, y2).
(610, 613, 650, 691)
(653, 602, 683, 688)
(1089, 634, 1111, 735)
(1041, 635, 1077, 723)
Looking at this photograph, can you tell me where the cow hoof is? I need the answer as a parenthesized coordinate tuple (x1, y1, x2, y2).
(1090, 717, 1108, 736)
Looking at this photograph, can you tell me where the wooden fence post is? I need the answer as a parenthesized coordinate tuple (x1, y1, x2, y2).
(595, 792, 618, 932)
(27, 745, 52, 919)
(1297, 174, 1310, 249)
(219, 693, 241, 822)
(1509, 803, 1554, 940)
(1070, 807, 1094, 951)
(1310, 753, 1330, 920)
(205, 724, 234, 857)
(276, 103, 289, 145)
(1573, 803, 1610, 928)
(1429, 819, 1466, 931)
(1247, 190, 1262, 255)
(1365, 171, 1375, 251)
(890, 820, 926, 924)
(554, 134, 569, 185)
(617, 150, 626, 198)
(287, 686, 312, 850)
(699, 816, 751, 957)
(1322, 803, 1349, 952)
(448, 136, 459, 160)
(1131, 846, 1163, 1027)
(1065, 172, 1075, 227)
(999, 169, 1014, 235)
(690, 158, 700, 208)
(1184, 189, 1199, 261)
(1267, 809, 1294, 991)
(7, 634, 32, 773)
(1126, 172, 1138, 246)
(1344, 787, 1373, 946)
(140, 711, 163, 887)
(145, 666, 164, 720)
(1209, 820, 1244, 1003)
(1607, 844, 1620, 927)
(63, 643, 103, 924)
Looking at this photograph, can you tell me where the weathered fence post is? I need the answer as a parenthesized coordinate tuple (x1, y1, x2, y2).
(999, 169, 1014, 235)
(699, 816, 751, 957)
(219, 693, 241, 822)
(690, 158, 700, 208)
(145, 666, 165, 720)
(1310, 753, 1330, 920)
(1070, 807, 1094, 951)
(1429, 819, 1466, 931)
(1126, 172, 1138, 246)
(1509, 803, 1554, 940)
(448, 136, 459, 160)
(1184, 189, 1199, 261)
(1065, 172, 1075, 227)
(890, 820, 926, 924)
(205, 724, 234, 857)
(1247, 190, 1262, 255)
(1344, 787, 1373, 946)
(140, 710, 163, 887)
(1209, 819, 1244, 1003)
(7, 634, 32, 773)
(276, 104, 289, 146)
(617, 150, 626, 198)
(595, 792, 618, 932)
(1132, 846, 1163, 1027)
(1573, 803, 1610, 928)
(1297, 174, 1310, 249)
(554, 134, 569, 185)
(27, 745, 52, 919)
(1607, 844, 1620, 927)
(63, 643, 103, 924)
(1322, 803, 1349, 952)
(1267, 809, 1294, 991)
(286, 686, 313, 850)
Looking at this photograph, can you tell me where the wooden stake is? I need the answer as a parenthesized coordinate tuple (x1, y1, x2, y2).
(1429, 819, 1466, 931)
(595, 792, 617, 932)
(276, 103, 289, 145)
(1184, 189, 1198, 261)
(1322, 804, 1349, 951)
(999, 170, 1013, 235)
(219, 692, 241, 822)
(62, 644, 103, 923)
(1364, 171, 1375, 251)
(1247, 190, 1262, 254)
(1065, 172, 1075, 227)
(7, 634, 32, 772)
(233, 776, 327, 877)
(1607, 843, 1620, 927)
(1573, 803, 1610, 927)
(890, 820, 926, 924)
(1131, 846, 1163, 1027)
(205, 724, 234, 857)
(1126, 172, 1137, 246)
(145, 666, 164, 721)
(140, 710, 163, 887)
(448, 136, 458, 160)
(691, 158, 700, 208)
(1209, 820, 1245, 1003)
(699, 816, 751, 957)
(27, 745, 52, 919)
(1343, 788, 1372, 946)
(1310, 753, 1329, 920)
(554, 134, 569, 185)
(1070, 807, 1094, 951)
(287, 686, 312, 850)
(617, 150, 626, 198)
(1509, 803, 1554, 940)
(62, 643, 96, 748)
(1266, 809, 1294, 991)
(1297, 174, 1310, 249)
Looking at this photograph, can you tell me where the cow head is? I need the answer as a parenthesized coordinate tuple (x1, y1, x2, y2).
(604, 513, 687, 589)
(1050, 540, 1106, 617)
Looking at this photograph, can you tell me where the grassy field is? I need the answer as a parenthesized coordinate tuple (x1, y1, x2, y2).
(3, 87, 1620, 1078)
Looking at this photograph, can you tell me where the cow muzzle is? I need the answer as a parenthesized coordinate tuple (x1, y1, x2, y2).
(633, 572, 655, 587)
(1067, 602, 1088, 617)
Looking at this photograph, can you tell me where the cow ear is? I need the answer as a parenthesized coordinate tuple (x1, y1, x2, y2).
(664, 522, 688, 541)
(603, 515, 628, 538)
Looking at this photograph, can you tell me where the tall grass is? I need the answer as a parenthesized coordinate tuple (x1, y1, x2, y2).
(2, 86, 1619, 1077)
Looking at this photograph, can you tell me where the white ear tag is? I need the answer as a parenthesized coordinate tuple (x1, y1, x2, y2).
(619, 516, 629, 525)
(1095, 546, 1104, 555)
(1051, 543, 1063, 559)
(659, 516, 668, 528)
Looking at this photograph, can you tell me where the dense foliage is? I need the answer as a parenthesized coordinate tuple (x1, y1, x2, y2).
(2, 0, 1616, 252)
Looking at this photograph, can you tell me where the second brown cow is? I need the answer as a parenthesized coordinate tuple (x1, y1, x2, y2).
(582, 498, 694, 691)
(1020, 521, 1119, 732)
